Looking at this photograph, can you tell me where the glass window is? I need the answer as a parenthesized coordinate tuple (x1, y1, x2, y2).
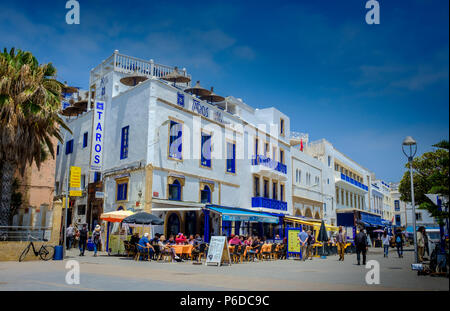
(280, 184, 285, 201)
(65, 139, 74, 154)
(279, 149, 284, 164)
(83, 132, 88, 148)
(263, 179, 269, 198)
(226, 142, 236, 173)
(254, 176, 260, 197)
(57, 145, 59, 156)
(169, 121, 182, 160)
(77, 205, 86, 215)
(328, 156, 331, 167)
(94, 172, 101, 182)
(120, 126, 129, 160)
(201, 132, 212, 167)
(272, 181, 278, 200)
(201, 185, 211, 203)
(280, 119, 285, 135)
(168, 179, 181, 201)
(117, 182, 128, 201)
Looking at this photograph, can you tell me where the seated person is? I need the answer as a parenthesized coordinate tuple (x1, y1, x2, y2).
(159, 235, 180, 260)
(130, 233, 140, 246)
(175, 233, 187, 245)
(188, 235, 195, 245)
(229, 235, 242, 246)
(137, 233, 155, 259)
(193, 234, 203, 246)
(167, 235, 176, 245)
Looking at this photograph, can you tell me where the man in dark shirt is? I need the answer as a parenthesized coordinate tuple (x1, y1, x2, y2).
(78, 224, 89, 256)
(355, 228, 368, 265)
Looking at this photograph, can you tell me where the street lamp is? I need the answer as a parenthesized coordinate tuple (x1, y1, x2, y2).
(402, 136, 418, 263)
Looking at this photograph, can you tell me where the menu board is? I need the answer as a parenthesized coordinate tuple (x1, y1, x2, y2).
(206, 236, 231, 266)
(287, 228, 301, 258)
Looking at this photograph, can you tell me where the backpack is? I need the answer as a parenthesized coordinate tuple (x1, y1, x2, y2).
(396, 236, 401, 243)
(80, 228, 88, 240)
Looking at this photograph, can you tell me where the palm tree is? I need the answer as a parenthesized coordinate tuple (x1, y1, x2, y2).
(0, 48, 70, 232)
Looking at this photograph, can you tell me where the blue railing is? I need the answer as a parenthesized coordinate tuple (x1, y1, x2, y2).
(252, 197, 288, 211)
(251, 155, 287, 174)
(340, 173, 368, 191)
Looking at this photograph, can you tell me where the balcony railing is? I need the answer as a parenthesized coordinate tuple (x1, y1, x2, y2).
(252, 197, 288, 211)
(251, 155, 287, 174)
(339, 172, 368, 191)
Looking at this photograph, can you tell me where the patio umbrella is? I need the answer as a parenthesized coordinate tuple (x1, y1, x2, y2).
(161, 67, 191, 86)
(184, 80, 211, 97)
(100, 210, 135, 223)
(122, 212, 164, 225)
(73, 99, 88, 111)
(120, 75, 148, 86)
(317, 220, 328, 258)
(61, 84, 78, 94)
(199, 87, 225, 103)
(60, 106, 82, 117)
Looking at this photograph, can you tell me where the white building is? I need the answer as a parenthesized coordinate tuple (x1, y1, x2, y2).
(55, 51, 293, 242)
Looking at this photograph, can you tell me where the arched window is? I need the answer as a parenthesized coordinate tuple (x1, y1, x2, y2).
(201, 185, 211, 203)
(168, 179, 181, 201)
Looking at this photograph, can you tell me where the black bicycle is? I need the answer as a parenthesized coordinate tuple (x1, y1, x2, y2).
(19, 235, 55, 262)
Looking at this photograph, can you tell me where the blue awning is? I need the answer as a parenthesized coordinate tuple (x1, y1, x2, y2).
(360, 212, 383, 227)
(206, 206, 279, 224)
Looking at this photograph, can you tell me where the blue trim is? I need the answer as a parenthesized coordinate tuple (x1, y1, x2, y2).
(204, 209, 210, 243)
(201, 133, 211, 167)
(65, 139, 73, 155)
(120, 126, 129, 160)
(83, 132, 88, 148)
(169, 121, 182, 160)
(204, 205, 279, 224)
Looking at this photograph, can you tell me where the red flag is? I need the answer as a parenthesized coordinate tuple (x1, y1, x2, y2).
(300, 139, 304, 152)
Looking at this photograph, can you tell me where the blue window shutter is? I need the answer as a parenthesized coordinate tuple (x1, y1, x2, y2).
(57, 145, 59, 155)
(201, 134, 211, 167)
(120, 126, 129, 159)
(83, 132, 88, 148)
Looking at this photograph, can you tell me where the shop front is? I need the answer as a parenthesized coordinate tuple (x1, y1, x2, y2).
(203, 205, 281, 243)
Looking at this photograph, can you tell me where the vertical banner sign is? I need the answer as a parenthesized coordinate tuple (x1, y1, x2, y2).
(90, 101, 105, 171)
(287, 228, 301, 259)
(70, 166, 81, 188)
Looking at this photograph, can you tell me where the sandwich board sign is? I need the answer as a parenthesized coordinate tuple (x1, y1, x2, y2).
(205, 236, 231, 266)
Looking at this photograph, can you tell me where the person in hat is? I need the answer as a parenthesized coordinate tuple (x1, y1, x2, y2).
(92, 225, 102, 257)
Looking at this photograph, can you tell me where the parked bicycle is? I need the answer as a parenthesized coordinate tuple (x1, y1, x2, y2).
(19, 235, 55, 262)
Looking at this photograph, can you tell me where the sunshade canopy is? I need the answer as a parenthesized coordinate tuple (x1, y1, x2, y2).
(184, 80, 211, 97)
(161, 67, 191, 84)
(61, 106, 82, 116)
(122, 212, 164, 225)
(207, 206, 279, 224)
(317, 220, 328, 242)
(199, 87, 225, 103)
(100, 210, 134, 222)
(120, 75, 148, 86)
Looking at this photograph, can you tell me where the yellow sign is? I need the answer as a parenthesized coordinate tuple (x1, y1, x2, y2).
(70, 166, 81, 188)
(69, 190, 82, 197)
(287, 229, 301, 253)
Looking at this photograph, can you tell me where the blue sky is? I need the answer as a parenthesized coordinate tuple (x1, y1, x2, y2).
(1, 0, 448, 182)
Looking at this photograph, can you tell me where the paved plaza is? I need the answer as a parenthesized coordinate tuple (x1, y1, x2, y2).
(0, 247, 448, 291)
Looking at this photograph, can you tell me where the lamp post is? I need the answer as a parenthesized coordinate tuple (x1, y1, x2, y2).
(402, 136, 418, 263)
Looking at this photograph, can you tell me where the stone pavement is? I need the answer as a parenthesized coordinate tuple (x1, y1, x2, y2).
(0, 246, 448, 291)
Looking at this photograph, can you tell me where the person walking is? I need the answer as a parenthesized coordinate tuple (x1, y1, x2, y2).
(92, 225, 102, 257)
(306, 230, 315, 260)
(355, 228, 368, 265)
(297, 228, 309, 261)
(78, 224, 88, 256)
(382, 230, 391, 258)
(395, 230, 404, 258)
(66, 224, 74, 250)
(337, 227, 346, 261)
(417, 227, 425, 263)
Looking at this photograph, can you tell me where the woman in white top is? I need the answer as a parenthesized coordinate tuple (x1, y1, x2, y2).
(381, 231, 391, 258)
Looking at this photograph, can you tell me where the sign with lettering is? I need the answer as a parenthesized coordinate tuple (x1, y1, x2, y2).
(213, 110, 223, 123)
(177, 92, 185, 107)
(69, 166, 81, 188)
(90, 101, 105, 171)
(69, 190, 82, 197)
(206, 236, 231, 266)
(287, 228, 301, 258)
(192, 99, 209, 118)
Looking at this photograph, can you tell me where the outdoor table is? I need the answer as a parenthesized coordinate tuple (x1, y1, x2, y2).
(171, 245, 193, 257)
(261, 244, 272, 253)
